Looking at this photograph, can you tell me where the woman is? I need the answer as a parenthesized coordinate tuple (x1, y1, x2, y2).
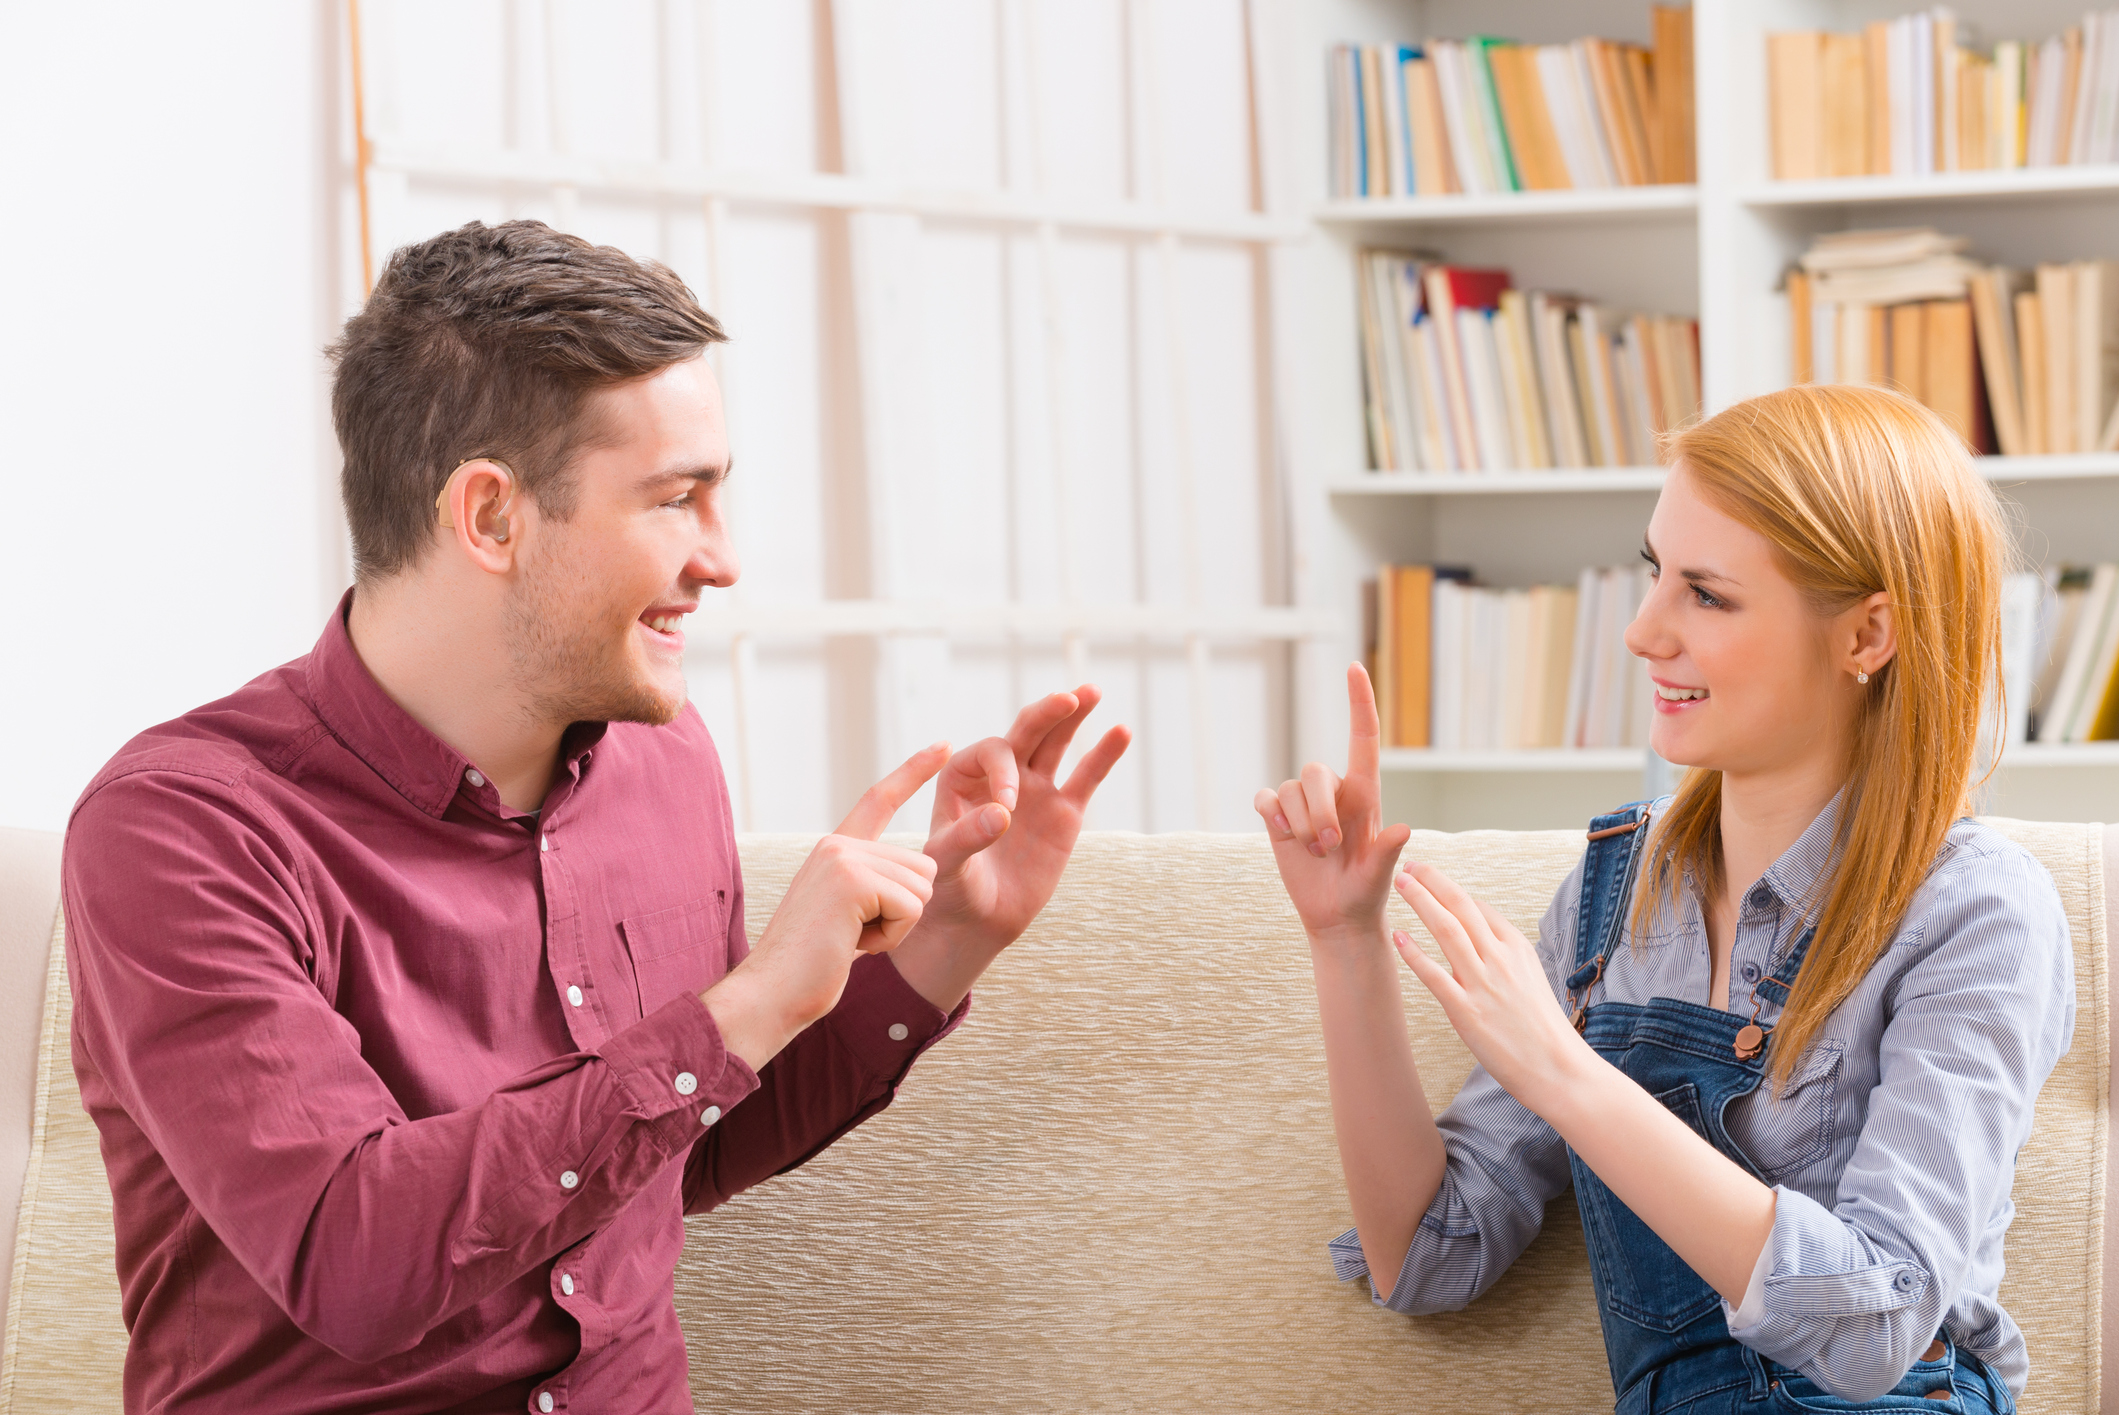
(1257, 385, 2073, 1413)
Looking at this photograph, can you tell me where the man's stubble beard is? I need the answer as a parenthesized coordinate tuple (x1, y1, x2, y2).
(504, 543, 686, 729)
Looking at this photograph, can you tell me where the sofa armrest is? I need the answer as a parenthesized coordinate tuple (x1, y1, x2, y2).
(0, 830, 60, 1346)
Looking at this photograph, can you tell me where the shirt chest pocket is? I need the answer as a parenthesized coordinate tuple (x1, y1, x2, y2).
(619, 893, 729, 1022)
(1727, 1039, 1845, 1182)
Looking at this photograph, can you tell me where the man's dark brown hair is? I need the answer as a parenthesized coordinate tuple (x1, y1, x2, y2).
(330, 220, 726, 581)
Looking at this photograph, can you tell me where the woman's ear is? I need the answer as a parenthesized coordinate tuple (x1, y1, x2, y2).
(1848, 590, 1896, 679)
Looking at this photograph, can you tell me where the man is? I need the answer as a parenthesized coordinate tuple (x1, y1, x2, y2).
(63, 220, 1129, 1413)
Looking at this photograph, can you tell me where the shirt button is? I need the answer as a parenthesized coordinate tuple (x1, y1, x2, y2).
(566, 985, 584, 1007)
(559, 1170, 580, 1190)
(675, 1071, 698, 1095)
(1748, 885, 1772, 909)
(538, 1393, 554, 1413)
(560, 1272, 574, 1296)
(701, 1105, 722, 1126)
(541, 835, 552, 853)
(465, 769, 485, 787)
(1894, 1271, 1917, 1291)
(888, 1023, 910, 1041)
(1740, 962, 1761, 983)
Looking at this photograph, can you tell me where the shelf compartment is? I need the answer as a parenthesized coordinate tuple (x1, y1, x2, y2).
(1737, 166, 2119, 210)
(1314, 186, 1696, 226)
(1328, 455, 2119, 497)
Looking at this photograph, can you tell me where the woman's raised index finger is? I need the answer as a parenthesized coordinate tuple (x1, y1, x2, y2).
(1345, 662, 1383, 782)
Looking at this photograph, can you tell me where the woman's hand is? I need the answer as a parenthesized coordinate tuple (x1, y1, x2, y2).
(1389, 859, 1591, 1116)
(1254, 664, 1412, 942)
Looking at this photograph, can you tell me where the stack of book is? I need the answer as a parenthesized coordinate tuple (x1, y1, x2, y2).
(1768, 8, 2119, 180)
(2022, 565, 2119, 744)
(1367, 564, 1653, 751)
(1786, 227, 2119, 455)
(1359, 254, 1700, 472)
(1327, 6, 1694, 200)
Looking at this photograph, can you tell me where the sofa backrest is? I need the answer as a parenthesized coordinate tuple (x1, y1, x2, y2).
(0, 825, 2106, 1413)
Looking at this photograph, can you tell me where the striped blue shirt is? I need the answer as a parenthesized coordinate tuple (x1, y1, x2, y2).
(1330, 802, 2075, 1400)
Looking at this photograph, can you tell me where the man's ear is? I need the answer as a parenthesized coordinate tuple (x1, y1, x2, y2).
(1849, 590, 1897, 677)
(437, 458, 517, 572)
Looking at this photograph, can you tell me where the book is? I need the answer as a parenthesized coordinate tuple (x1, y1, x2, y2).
(1392, 566, 1436, 746)
(2019, 289, 2050, 454)
(2038, 263, 2077, 451)
(1651, 5, 1696, 183)
(2073, 260, 2119, 451)
(1923, 298, 1988, 450)
(1770, 31, 1825, 180)
(1969, 266, 2031, 455)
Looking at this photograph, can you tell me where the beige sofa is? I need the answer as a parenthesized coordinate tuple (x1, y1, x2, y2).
(0, 823, 2109, 1413)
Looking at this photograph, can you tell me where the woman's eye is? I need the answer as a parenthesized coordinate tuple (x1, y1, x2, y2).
(1691, 585, 1722, 610)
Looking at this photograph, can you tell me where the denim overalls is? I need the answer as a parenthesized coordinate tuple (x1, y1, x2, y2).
(1567, 801, 2014, 1413)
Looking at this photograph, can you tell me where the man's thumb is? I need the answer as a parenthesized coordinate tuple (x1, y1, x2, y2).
(924, 802, 1011, 872)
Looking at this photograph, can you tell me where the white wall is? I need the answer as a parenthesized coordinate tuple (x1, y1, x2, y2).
(1, 0, 1291, 837)
(0, 1, 351, 833)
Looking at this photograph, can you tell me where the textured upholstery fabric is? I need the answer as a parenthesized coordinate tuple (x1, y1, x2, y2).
(0, 825, 2106, 1413)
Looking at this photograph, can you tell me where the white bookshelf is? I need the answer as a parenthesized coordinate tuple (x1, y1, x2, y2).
(1274, 0, 2119, 832)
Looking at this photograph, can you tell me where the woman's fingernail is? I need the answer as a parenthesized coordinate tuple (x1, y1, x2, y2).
(1307, 841, 1326, 857)
(1273, 813, 1290, 834)
(1319, 827, 1341, 851)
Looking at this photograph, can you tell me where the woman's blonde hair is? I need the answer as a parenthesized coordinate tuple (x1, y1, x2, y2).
(1640, 384, 2007, 1085)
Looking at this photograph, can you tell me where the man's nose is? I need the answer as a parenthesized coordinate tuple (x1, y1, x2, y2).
(689, 528, 740, 589)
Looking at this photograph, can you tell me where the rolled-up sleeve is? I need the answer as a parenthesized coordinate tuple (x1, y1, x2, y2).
(1722, 846, 2075, 1401)
(1330, 860, 1584, 1312)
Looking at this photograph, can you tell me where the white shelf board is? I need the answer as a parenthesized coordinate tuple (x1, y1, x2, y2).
(369, 139, 1305, 245)
(1737, 165, 2119, 209)
(1329, 469, 1666, 495)
(1380, 749, 1647, 773)
(679, 599, 1338, 643)
(1327, 456, 2119, 497)
(1314, 185, 1696, 226)
(1997, 743, 2119, 767)
(1977, 454, 2119, 482)
(1378, 744, 2119, 774)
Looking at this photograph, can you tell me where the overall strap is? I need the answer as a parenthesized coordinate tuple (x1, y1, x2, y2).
(1731, 920, 1821, 1061)
(1567, 798, 1661, 1026)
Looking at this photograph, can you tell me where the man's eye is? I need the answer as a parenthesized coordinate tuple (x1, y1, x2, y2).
(663, 494, 694, 510)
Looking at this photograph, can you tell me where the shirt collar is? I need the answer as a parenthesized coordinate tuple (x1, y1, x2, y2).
(303, 589, 607, 819)
(1755, 790, 1846, 918)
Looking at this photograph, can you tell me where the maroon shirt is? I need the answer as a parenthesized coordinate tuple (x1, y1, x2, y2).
(63, 595, 964, 1414)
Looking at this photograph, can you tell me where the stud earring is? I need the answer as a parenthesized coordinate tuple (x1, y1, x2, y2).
(1856, 670, 1869, 684)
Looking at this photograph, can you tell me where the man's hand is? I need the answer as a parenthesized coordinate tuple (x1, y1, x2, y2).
(889, 686, 1131, 1010)
(704, 745, 948, 1070)
(1254, 664, 1412, 946)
